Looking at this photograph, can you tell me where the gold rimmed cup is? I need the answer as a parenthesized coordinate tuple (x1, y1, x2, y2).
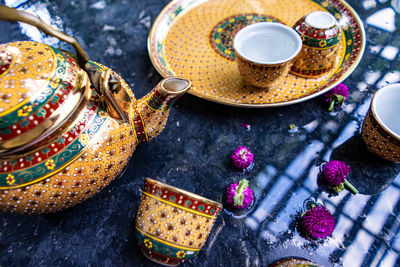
(233, 22, 302, 88)
(290, 11, 342, 77)
(135, 178, 223, 266)
(361, 84, 400, 162)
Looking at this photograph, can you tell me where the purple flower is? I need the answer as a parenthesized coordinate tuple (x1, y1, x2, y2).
(322, 160, 351, 186)
(324, 83, 349, 111)
(300, 205, 335, 239)
(321, 160, 358, 195)
(231, 146, 254, 170)
(225, 179, 254, 209)
(324, 84, 349, 102)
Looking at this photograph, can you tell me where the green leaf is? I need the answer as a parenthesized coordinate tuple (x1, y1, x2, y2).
(233, 193, 244, 207)
(328, 94, 346, 112)
(336, 95, 345, 105)
(236, 179, 249, 195)
(233, 179, 249, 207)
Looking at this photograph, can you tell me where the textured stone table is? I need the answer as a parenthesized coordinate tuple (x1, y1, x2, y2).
(1, 0, 400, 266)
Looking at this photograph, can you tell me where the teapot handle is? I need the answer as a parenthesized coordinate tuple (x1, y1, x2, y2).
(0, 5, 89, 69)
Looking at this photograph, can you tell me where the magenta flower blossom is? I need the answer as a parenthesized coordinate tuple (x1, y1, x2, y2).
(324, 83, 349, 111)
(321, 160, 358, 194)
(300, 205, 335, 239)
(324, 84, 349, 102)
(231, 146, 254, 170)
(225, 179, 254, 209)
(322, 160, 351, 186)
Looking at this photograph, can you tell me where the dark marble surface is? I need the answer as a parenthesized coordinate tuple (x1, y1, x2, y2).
(1, 0, 400, 266)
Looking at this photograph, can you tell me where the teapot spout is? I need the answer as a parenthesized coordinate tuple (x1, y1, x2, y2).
(133, 77, 191, 143)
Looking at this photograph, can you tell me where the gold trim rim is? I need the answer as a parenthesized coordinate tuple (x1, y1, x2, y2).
(143, 191, 218, 219)
(147, 0, 366, 108)
(145, 178, 223, 209)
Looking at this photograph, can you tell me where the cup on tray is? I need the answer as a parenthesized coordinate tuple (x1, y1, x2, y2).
(233, 22, 302, 88)
(361, 84, 400, 163)
(135, 178, 223, 266)
(290, 11, 342, 77)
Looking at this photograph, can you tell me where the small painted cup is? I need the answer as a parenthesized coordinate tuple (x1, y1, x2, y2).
(290, 11, 341, 77)
(135, 178, 223, 266)
(361, 84, 400, 162)
(233, 22, 302, 88)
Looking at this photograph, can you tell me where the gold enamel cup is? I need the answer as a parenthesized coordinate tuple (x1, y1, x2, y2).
(135, 178, 223, 266)
(361, 84, 400, 162)
(291, 11, 342, 77)
(233, 22, 302, 88)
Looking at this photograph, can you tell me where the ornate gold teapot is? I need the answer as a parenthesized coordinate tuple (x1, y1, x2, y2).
(0, 6, 191, 214)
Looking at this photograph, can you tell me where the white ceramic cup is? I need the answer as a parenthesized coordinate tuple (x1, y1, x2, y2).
(361, 83, 400, 162)
(233, 22, 302, 88)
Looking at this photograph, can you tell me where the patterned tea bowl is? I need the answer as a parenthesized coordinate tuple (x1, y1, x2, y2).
(233, 22, 302, 88)
(135, 178, 223, 266)
(361, 84, 400, 163)
(291, 11, 341, 77)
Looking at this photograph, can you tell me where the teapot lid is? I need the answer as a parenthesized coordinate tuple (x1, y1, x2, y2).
(0, 42, 56, 115)
(0, 41, 87, 155)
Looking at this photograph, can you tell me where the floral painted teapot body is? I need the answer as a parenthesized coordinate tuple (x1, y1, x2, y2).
(0, 6, 191, 214)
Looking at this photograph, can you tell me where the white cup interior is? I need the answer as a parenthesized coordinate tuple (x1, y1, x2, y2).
(233, 22, 302, 65)
(372, 83, 400, 137)
(305, 11, 336, 29)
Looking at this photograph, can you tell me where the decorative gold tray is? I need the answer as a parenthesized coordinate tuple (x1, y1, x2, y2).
(148, 0, 365, 107)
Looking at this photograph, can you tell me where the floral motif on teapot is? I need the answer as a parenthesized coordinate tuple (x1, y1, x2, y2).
(0, 93, 108, 189)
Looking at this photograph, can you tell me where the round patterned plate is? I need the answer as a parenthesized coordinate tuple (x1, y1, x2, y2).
(148, 0, 365, 107)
